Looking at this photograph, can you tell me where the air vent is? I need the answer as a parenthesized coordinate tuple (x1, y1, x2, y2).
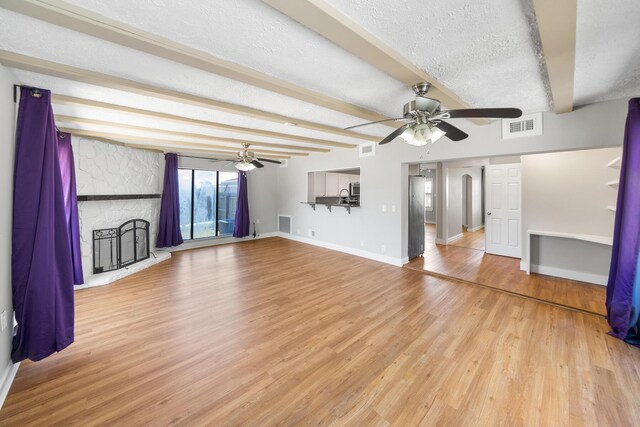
(359, 142, 375, 157)
(278, 215, 292, 234)
(502, 112, 542, 139)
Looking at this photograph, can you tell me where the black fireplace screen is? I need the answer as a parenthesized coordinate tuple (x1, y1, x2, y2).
(93, 219, 150, 274)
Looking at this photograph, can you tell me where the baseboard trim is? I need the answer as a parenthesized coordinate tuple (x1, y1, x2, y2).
(520, 261, 528, 272)
(467, 225, 485, 232)
(435, 238, 447, 245)
(529, 264, 608, 286)
(0, 362, 19, 409)
(170, 232, 279, 252)
(447, 233, 463, 244)
(277, 233, 404, 267)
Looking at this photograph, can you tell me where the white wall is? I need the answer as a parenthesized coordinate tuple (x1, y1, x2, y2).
(521, 146, 622, 283)
(277, 97, 628, 264)
(0, 64, 16, 397)
(73, 137, 163, 284)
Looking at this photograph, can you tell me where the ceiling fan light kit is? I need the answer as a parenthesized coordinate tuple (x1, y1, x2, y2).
(345, 82, 523, 147)
(233, 143, 281, 171)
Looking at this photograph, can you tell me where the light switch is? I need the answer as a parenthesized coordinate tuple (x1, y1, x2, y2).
(391, 205, 396, 213)
(382, 204, 387, 212)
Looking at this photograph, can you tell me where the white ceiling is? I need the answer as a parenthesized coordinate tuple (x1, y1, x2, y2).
(0, 0, 638, 156)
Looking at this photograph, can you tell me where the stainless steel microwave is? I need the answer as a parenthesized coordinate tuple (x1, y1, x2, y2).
(350, 182, 360, 196)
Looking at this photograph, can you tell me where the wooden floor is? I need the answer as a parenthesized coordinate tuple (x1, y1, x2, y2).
(418, 224, 607, 316)
(448, 225, 485, 251)
(2, 238, 638, 426)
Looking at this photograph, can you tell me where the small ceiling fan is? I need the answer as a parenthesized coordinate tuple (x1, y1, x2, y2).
(345, 82, 522, 146)
(234, 143, 281, 171)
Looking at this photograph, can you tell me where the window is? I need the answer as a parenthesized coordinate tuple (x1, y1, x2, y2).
(425, 178, 433, 211)
(178, 169, 239, 240)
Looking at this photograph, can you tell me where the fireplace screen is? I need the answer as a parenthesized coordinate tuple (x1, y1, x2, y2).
(93, 219, 150, 274)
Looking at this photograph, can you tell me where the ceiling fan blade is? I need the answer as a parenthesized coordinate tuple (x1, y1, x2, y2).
(256, 158, 282, 165)
(345, 117, 410, 130)
(443, 108, 522, 119)
(250, 160, 265, 168)
(379, 123, 415, 145)
(434, 120, 469, 141)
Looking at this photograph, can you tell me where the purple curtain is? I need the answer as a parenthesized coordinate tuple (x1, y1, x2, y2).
(233, 171, 250, 238)
(156, 153, 184, 247)
(57, 132, 84, 285)
(12, 87, 74, 362)
(606, 98, 640, 347)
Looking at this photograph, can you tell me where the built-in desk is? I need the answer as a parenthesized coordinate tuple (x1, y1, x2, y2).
(525, 230, 613, 285)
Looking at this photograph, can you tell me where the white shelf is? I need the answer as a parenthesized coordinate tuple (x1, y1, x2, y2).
(607, 156, 621, 168)
(607, 180, 619, 187)
(607, 206, 617, 212)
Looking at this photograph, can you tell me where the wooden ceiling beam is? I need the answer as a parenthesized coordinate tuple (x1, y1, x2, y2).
(0, 0, 391, 125)
(262, 0, 489, 125)
(51, 94, 361, 147)
(532, 0, 577, 113)
(55, 115, 331, 153)
(59, 128, 305, 157)
(0, 50, 375, 140)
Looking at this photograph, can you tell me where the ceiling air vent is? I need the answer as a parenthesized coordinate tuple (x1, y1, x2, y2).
(502, 112, 542, 139)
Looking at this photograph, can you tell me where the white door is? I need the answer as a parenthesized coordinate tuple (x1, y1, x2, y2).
(485, 164, 521, 258)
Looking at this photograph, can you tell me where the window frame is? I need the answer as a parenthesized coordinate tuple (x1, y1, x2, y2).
(179, 168, 236, 241)
(425, 178, 434, 212)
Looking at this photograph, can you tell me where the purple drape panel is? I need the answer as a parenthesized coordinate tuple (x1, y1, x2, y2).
(606, 98, 640, 347)
(57, 133, 84, 285)
(156, 153, 184, 247)
(233, 171, 250, 238)
(12, 88, 74, 362)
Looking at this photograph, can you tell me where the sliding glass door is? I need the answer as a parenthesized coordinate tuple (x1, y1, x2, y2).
(178, 169, 239, 240)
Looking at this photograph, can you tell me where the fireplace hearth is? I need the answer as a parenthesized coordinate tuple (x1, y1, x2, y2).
(93, 219, 150, 274)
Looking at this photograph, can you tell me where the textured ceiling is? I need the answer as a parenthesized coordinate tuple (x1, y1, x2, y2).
(0, 0, 638, 156)
(574, 0, 640, 106)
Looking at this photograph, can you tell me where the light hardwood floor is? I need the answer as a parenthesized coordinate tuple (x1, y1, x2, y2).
(418, 224, 606, 316)
(449, 225, 486, 251)
(1, 238, 638, 425)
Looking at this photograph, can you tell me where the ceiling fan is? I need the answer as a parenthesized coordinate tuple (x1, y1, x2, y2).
(234, 143, 282, 171)
(345, 82, 523, 146)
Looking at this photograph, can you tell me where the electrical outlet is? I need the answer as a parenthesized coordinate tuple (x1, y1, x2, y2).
(381, 245, 386, 253)
(391, 205, 396, 213)
(360, 241, 364, 247)
(309, 229, 316, 238)
(0, 310, 7, 332)
(382, 204, 387, 212)
(256, 219, 260, 224)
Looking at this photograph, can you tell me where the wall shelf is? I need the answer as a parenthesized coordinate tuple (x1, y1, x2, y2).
(607, 156, 621, 168)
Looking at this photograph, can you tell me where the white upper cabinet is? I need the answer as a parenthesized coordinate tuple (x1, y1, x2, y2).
(338, 174, 351, 194)
(325, 173, 340, 196)
(314, 172, 326, 197)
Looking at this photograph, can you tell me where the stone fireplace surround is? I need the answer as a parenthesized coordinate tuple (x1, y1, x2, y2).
(72, 137, 171, 288)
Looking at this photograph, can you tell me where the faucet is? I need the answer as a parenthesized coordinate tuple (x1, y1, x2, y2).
(339, 188, 350, 204)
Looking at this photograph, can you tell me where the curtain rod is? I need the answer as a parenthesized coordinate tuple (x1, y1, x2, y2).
(13, 84, 44, 103)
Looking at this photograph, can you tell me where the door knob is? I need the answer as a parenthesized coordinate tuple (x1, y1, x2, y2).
(487, 212, 492, 216)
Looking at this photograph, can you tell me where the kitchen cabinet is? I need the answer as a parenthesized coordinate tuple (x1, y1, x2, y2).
(314, 172, 326, 196)
(338, 174, 351, 194)
(325, 173, 339, 196)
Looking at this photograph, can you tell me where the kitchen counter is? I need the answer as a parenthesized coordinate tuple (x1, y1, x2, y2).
(300, 201, 359, 214)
